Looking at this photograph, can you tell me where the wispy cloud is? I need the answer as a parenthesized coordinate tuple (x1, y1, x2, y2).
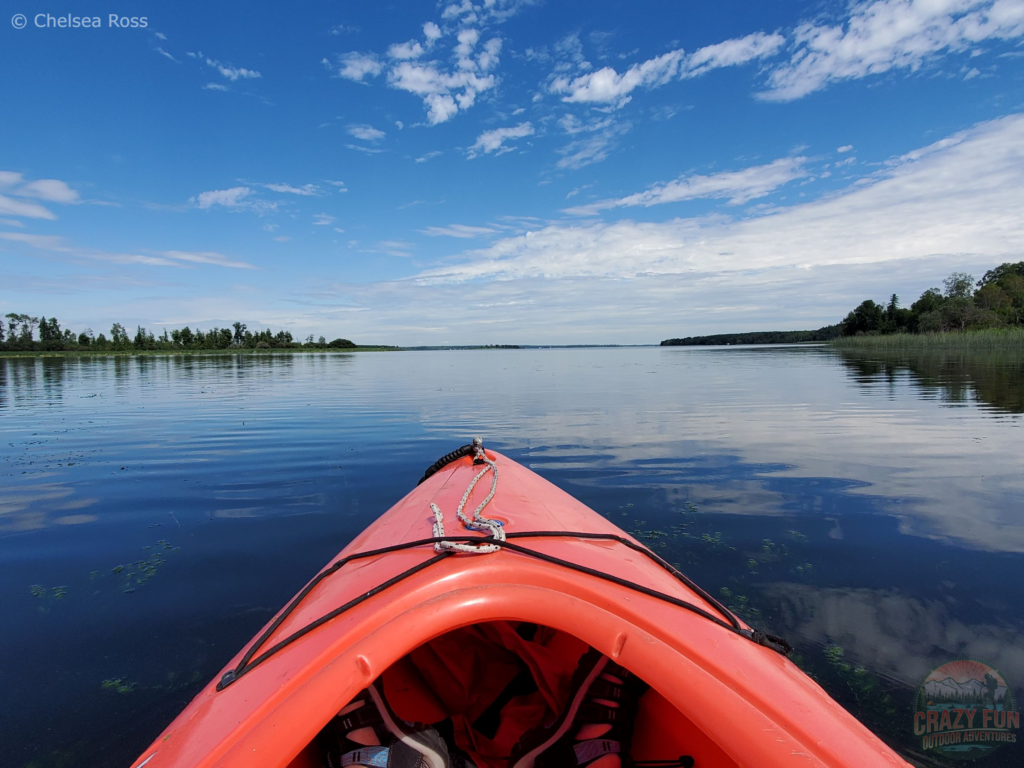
(550, 32, 783, 106)
(263, 183, 321, 196)
(366, 239, 416, 257)
(0, 171, 80, 218)
(564, 156, 808, 215)
(416, 151, 444, 163)
(346, 144, 386, 154)
(418, 224, 500, 238)
(17, 179, 81, 204)
(418, 114, 1024, 284)
(203, 82, 229, 91)
(761, 0, 1024, 101)
(312, 213, 335, 226)
(191, 187, 253, 209)
(0, 232, 256, 269)
(468, 122, 534, 157)
(556, 120, 631, 170)
(0, 195, 56, 220)
(206, 58, 261, 81)
(348, 124, 386, 142)
(161, 250, 257, 269)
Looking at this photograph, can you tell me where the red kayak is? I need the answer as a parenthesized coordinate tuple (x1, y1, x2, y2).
(131, 441, 910, 768)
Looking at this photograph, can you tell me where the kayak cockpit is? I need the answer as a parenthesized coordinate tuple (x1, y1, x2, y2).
(286, 620, 735, 768)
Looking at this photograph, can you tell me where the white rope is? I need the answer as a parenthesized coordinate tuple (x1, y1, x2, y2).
(430, 441, 505, 554)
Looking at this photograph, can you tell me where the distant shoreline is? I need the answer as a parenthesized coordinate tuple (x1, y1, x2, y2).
(0, 347, 396, 358)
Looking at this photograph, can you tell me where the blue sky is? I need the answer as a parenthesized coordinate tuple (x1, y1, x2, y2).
(2, 0, 1024, 344)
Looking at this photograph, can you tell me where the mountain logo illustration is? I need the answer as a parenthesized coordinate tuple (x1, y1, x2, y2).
(913, 658, 1019, 760)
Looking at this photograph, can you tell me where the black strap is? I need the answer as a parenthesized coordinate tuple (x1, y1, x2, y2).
(335, 703, 383, 733)
(587, 677, 625, 702)
(577, 701, 625, 725)
(217, 531, 791, 691)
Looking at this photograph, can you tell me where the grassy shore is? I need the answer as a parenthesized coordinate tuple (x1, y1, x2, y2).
(830, 327, 1024, 351)
(0, 347, 396, 358)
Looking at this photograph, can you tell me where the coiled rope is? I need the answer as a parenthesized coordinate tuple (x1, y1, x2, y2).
(430, 437, 505, 554)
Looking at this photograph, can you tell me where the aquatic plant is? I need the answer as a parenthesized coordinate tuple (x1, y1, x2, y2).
(100, 677, 137, 694)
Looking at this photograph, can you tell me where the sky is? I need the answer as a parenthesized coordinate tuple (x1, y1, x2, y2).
(2, 0, 1024, 344)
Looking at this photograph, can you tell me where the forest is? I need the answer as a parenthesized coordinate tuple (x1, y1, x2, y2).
(836, 262, 1024, 336)
(0, 317, 357, 353)
(663, 262, 1024, 345)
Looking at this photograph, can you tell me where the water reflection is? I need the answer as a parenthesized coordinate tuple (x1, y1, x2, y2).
(836, 348, 1024, 414)
(0, 348, 1022, 768)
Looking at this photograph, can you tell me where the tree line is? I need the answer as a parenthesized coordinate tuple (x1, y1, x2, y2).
(839, 262, 1024, 336)
(0, 316, 357, 352)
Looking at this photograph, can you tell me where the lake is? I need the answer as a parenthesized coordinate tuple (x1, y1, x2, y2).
(2, 346, 1022, 767)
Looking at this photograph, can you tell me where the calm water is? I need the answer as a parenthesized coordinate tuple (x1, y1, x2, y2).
(2, 347, 1022, 768)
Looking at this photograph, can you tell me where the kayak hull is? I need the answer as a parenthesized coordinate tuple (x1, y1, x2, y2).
(131, 449, 910, 768)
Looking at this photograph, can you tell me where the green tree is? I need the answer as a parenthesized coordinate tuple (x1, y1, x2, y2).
(110, 323, 131, 351)
(841, 300, 885, 336)
(943, 272, 975, 300)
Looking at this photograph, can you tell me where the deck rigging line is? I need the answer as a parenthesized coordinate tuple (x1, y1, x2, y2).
(217, 442, 792, 691)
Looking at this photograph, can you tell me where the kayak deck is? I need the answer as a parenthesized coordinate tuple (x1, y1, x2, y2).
(131, 448, 910, 768)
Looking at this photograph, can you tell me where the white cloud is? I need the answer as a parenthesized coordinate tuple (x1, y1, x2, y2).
(388, 37, 502, 124)
(0, 195, 56, 220)
(312, 213, 335, 226)
(564, 156, 808, 215)
(156, 47, 177, 62)
(346, 144, 386, 154)
(468, 122, 534, 157)
(837, 144, 855, 153)
(556, 121, 632, 169)
(0, 172, 79, 215)
(418, 224, 500, 238)
(0, 171, 24, 187)
(348, 124, 386, 142)
(762, 0, 1024, 101)
(551, 32, 783, 106)
(326, 180, 349, 191)
(155, 32, 167, 40)
(191, 187, 253, 209)
(203, 83, 229, 91)
(206, 59, 261, 81)
(0, 232, 257, 269)
(683, 31, 786, 77)
(416, 151, 444, 163)
(368, 240, 416, 256)
(423, 21, 442, 44)
(327, 52, 384, 82)
(161, 250, 257, 269)
(414, 113, 1024, 285)
(263, 183, 320, 196)
(17, 179, 80, 203)
(389, 40, 426, 59)
(0, 218, 26, 227)
(0, 232, 68, 250)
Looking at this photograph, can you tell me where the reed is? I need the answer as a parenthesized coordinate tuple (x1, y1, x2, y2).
(830, 328, 1024, 351)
